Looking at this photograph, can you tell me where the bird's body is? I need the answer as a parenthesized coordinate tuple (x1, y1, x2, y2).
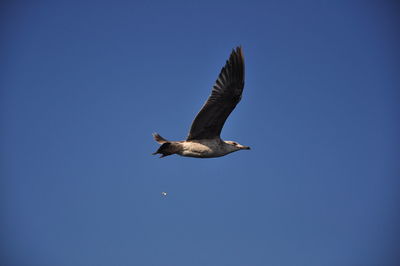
(179, 139, 237, 158)
(152, 47, 250, 158)
(153, 137, 248, 158)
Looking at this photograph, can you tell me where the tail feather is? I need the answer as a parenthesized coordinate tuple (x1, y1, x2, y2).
(152, 142, 176, 158)
(152, 133, 180, 158)
(152, 133, 168, 144)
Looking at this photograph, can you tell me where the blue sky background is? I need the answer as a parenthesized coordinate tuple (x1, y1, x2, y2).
(1, 1, 399, 265)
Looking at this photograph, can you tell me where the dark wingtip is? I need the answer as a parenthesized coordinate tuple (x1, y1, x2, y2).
(233, 46, 243, 54)
(235, 46, 244, 60)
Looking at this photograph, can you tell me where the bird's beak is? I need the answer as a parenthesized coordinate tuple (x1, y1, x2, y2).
(241, 145, 251, 150)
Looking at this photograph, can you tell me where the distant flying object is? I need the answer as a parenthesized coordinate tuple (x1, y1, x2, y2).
(152, 46, 250, 158)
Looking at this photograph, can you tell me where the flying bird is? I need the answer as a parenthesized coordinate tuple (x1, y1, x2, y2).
(152, 46, 250, 158)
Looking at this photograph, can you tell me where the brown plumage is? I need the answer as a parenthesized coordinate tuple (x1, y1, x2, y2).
(152, 141, 182, 158)
(187, 47, 245, 140)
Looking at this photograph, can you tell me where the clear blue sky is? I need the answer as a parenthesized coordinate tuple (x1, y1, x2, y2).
(1, 1, 399, 265)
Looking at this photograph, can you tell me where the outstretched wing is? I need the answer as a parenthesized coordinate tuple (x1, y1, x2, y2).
(187, 47, 245, 140)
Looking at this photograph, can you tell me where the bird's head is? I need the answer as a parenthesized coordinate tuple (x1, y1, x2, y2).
(224, 140, 251, 151)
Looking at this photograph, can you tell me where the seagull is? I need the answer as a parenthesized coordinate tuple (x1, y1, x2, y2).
(152, 46, 250, 158)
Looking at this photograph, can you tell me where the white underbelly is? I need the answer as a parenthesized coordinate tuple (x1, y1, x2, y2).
(178, 140, 227, 158)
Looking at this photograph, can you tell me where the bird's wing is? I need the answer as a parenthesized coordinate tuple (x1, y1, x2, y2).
(186, 47, 245, 140)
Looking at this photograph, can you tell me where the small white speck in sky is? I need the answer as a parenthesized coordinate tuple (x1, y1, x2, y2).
(161, 192, 167, 196)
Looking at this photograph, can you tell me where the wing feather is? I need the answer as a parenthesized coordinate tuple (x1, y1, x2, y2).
(187, 47, 245, 140)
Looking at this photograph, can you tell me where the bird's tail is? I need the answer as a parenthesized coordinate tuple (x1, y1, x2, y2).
(152, 133, 181, 158)
(152, 142, 173, 158)
(152, 133, 169, 144)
